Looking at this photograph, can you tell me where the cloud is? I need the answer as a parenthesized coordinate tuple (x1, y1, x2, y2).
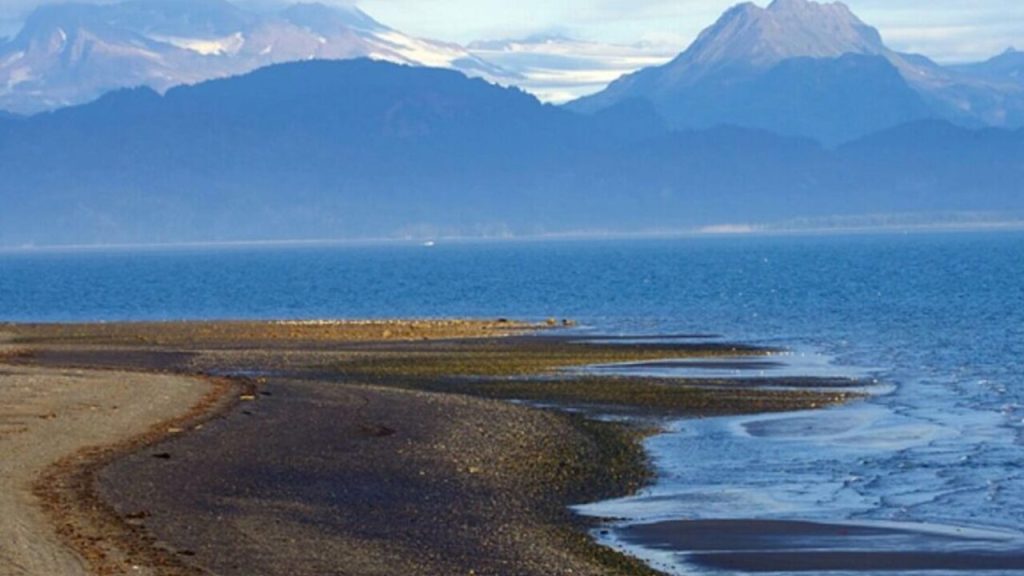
(848, 1, 1024, 60)
(352, 0, 1024, 61)
(882, 24, 1023, 61)
(1, 0, 1021, 62)
(472, 36, 679, 102)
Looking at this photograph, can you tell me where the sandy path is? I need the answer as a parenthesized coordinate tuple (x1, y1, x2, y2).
(0, 364, 212, 576)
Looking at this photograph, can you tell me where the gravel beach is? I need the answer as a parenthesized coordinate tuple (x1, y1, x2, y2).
(0, 321, 860, 575)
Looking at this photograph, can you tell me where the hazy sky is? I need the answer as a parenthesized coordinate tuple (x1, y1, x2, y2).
(1, 0, 1021, 62)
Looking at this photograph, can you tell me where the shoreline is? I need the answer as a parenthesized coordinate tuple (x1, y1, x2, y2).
(33, 374, 242, 576)
(613, 518, 1024, 573)
(0, 364, 235, 575)
(1, 320, 861, 575)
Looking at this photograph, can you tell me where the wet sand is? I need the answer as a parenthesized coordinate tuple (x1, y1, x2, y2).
(1, 321, 866, 575)
(615, 519, 1024, 572)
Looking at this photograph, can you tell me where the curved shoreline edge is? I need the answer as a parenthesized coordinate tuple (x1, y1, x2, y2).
(2, 321, 860, 576)
(0, 357, 242, 576)
(32, 375, 244, 576)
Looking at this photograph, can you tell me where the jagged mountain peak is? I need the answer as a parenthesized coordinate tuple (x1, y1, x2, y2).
(566, 0, 935, 144)
(765, 0, 866, 28)
(679, 0, 885, 72)
(768, 0, 839, 13)
(768, 0, 808, 9)
(570, 0, 1024, 142)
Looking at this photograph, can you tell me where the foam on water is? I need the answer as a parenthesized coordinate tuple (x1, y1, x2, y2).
(575, 343, 1024, 574)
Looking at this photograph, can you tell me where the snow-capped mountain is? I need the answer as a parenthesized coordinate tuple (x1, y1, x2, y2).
(0, 0, 513, 114)
(570, 0, 1024, 142)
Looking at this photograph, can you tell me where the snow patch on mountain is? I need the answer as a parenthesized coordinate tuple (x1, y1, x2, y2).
(152, 32, 246, 56)
(372, 30, 466, 68)
(4, 66, 33, 90)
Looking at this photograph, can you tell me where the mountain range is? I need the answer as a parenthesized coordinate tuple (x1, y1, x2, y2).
(1, 58, 1021, 246)
(0, 0, 1022, 246)
(2, 0, 1024, 145)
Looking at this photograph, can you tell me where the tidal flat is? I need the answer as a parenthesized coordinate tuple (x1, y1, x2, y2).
(1, 320, 862, 575)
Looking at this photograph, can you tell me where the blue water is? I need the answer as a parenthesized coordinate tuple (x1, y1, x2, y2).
(3, 231, 1024, 573)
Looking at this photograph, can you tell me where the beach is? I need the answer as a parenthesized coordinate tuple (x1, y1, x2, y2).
(1, 321, 861, 575)
(0, 360, 220, 575)
(2, 229, 1023, 576)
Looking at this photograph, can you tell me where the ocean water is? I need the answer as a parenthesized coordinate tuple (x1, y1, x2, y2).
(2, 231, 1024, 573)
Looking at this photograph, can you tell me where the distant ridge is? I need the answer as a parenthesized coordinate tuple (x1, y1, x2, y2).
(1, 0, 1022, 125)
(951, 47, 1024, 85)
(1, 59, 1021, 246)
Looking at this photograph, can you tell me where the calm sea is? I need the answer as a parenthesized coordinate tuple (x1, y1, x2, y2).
(3, 231, 1023, 573)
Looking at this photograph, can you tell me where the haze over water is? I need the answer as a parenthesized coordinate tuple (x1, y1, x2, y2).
(3, 230, 1023, 573)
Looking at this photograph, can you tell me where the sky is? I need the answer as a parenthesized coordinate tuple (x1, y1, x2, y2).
(1, 0, 1022, 63)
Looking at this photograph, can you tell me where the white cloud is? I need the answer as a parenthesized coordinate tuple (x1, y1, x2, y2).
(471, 36, 678, 102)
(1, 0, 1021, 63)
(348, 0, 1024, 62)
(882, 25, 1021, 62)
(852, 1, 1024, 61)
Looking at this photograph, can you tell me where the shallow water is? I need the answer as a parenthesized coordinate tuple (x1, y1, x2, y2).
(580, 348, 880, 381)
(2, 231, 1023, 573)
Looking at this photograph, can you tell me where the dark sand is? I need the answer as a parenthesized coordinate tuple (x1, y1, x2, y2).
(2, 321, 871, 575)
(100, 379, 639, 575)
(617, 519, 1024, 572)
